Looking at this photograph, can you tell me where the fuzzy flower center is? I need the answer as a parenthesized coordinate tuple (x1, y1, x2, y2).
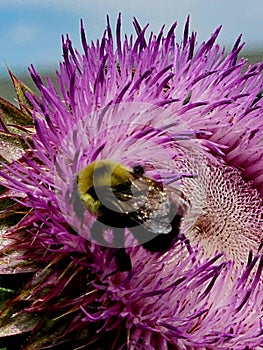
(185, 158, 262, 265)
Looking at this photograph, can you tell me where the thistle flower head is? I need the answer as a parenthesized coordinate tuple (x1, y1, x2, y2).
(0, 14, 262, 349)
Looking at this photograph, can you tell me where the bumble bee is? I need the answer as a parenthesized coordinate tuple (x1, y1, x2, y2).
(76, 160, 183, 271)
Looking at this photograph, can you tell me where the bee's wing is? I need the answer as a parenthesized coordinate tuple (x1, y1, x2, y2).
(95, 185, 134, 214)
(113, 177, 149, 213)
(114, 176, 174, 233)
(112, 176, 183, 235)
(141, 186, 173, 234)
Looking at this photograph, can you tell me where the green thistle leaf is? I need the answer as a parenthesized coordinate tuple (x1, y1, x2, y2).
(0, 311, 39, 337)
(0, 97, 33, 132)
(0, 131, 29, 163)
(7, 68, 35, 113)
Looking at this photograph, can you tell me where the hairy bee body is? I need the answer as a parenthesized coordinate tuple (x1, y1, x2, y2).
(76, 160, 182, 270)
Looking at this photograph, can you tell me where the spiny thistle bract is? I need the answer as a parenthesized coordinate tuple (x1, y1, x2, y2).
(0, 14, 263, 350)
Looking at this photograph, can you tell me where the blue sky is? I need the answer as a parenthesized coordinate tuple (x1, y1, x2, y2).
(0, 0, 263, 76)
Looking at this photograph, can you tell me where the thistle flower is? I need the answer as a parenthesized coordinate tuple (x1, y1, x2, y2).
(0, 14, 263, 350)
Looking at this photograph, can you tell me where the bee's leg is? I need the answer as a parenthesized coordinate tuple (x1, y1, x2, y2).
(110, 228, 132, 271)
(258, 241, 263, 253)
(178, 232, 195, 262)
(115, 248, 132, 271)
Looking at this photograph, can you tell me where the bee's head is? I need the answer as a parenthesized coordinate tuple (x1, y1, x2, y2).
(133, 164, 145, 176)
(77, 160, 132, 216)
